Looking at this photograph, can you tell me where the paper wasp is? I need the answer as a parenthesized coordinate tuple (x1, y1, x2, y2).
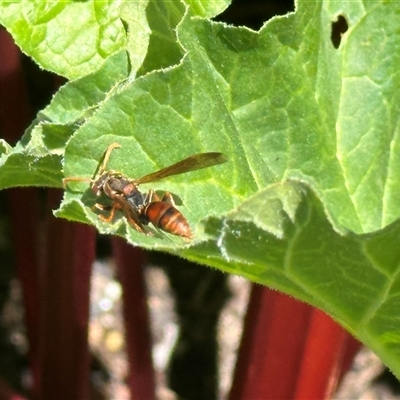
(63, 143, 227, 239)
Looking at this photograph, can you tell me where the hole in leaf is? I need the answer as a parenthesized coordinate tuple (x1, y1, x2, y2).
(331, 14, 349, 49)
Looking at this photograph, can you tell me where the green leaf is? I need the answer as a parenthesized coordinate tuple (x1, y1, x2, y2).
(0, 0, 230, 79)
(0, 1, 127, 79)
(136, 0, 186, 74)
(0, 51, 129, 189)
(2, 0, 400, 379)
(0, 140, 12, 156)
(38, 51, 130, 125)
(0, 152, 62, 188)
(183, 0, 230, 18)
(186, 183, 400, 371)
(58, 1, 400, 377)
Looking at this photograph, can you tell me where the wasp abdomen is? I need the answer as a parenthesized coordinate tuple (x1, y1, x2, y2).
(144, 202, 192, 239)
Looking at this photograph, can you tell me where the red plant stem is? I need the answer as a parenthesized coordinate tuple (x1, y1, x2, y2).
(337, 334, 361, 383)
(0, 28, 42, 392)
(112, 238, 155, 400)
(229, 285, 313, 399)
(5, 188, 42, 390)
(36, 189, 95, 400)
(229, 285, 359, 400)
(0, 28, 32, 143)
(293, 309, 349, 399)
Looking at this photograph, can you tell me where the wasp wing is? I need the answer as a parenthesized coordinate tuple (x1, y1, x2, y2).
(135, 152, 227, 184)
(112, 194, 148, 234)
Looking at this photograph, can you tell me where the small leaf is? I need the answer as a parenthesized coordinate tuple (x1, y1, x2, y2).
(0, 1, 127, 79)
(0, 52, 129, 190)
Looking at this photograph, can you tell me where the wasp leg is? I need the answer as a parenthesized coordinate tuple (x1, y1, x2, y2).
(143, 190, 177, 206)
(160, 192, 176, 206)
(93, 202, 120, 223)
(144, 189, 160, 204)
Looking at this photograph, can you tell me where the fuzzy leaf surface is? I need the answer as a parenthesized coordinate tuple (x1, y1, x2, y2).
(1, 0, 400, 378)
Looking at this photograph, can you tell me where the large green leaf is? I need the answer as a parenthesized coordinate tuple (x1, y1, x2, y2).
(0, 0, 230, 79)
(1, 0, 400, 378)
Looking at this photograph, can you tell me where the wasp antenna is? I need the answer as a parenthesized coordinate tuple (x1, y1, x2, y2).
(63, 177, 93, 187)
(93, 142, 122, 179)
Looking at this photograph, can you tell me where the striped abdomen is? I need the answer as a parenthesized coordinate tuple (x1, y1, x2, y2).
(143, 202, 192, 239)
